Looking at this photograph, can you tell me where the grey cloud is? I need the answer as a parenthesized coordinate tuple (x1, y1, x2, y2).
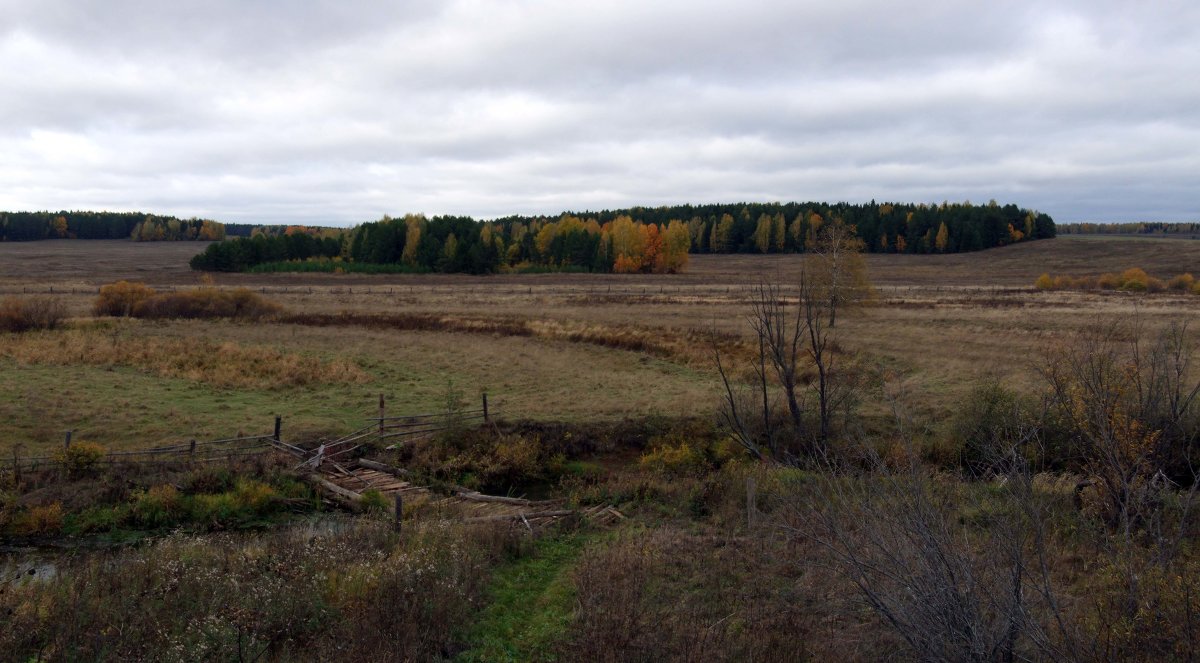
(0, 0, 1197, 224)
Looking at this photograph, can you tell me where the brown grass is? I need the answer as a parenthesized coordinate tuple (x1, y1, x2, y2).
(1, 326, 369, 389)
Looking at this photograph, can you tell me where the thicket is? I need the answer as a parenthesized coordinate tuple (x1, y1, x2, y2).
(0, 210, 222, 241)
(0, 296, 66, 332)
(1035, 268, 1200, 294)
(0, 454, 311, 539)
(0, 520, 518, 660)
(93, 281, 281, 320)
(190, 200, 1054, 274)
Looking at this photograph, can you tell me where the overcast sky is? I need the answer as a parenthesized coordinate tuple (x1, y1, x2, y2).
(1, 0, 1197, 225)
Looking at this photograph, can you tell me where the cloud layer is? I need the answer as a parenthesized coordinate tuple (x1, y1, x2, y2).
(2, 0, 1197, 224)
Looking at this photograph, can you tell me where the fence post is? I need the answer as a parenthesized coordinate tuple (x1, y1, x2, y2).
(12, 444, 21, 487)
(482, 392, 489, 424)
(64, 430, 73, 450)
(746, 476, 757, 529)
(274, 416, 282, 442)
(394, 493, 403, 534)
(378, 394, 386, 438)
(189, 439, 197, 457)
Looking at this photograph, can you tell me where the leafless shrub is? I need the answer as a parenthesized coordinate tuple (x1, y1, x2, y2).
(1039, 317, 1200, 529)
(0, 296, 66, 332)
(713, 269, 865, 462)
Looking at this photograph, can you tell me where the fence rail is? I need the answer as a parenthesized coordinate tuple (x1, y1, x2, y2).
(2, 394, 498, 473)
(2, 435, 280, 471)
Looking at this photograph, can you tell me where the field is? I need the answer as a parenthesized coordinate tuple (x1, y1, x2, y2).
(2, 235, 1198, 451)
(3, 234, 1200, 661)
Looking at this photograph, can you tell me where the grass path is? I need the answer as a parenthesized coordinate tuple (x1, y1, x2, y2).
(455, 533, 592, 662)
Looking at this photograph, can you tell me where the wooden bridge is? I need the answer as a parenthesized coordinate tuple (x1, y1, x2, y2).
(285, 397, 624, 530)
(308, 458, 624, 529)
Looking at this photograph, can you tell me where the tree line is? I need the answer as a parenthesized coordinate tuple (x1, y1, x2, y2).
(1058, 221, 1200, 236)
(190, 201, 1054, 274)
(191, 214, 693, 274)
(0, 211, 223, 242)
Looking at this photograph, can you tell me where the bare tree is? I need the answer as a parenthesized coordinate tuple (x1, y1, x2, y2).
(712, 267, 862, 460)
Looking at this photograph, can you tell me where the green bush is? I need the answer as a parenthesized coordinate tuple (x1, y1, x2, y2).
(360, 489, 389, 513)
(951, 380, 1036, 474)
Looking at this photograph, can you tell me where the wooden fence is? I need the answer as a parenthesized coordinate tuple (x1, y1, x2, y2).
(3, 395, 496, 473)
(4, 432, 284, 472)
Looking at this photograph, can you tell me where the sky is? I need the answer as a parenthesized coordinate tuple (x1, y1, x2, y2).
(1, 0, 1197, 225)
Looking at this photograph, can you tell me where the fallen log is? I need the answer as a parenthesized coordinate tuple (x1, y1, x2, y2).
(356, 458, 414, 478)
(453, 491, 538, 506)
(461, 509, 575, 523)
(304, 474, 363, 512)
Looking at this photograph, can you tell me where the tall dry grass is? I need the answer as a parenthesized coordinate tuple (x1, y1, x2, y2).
(0, 327, 369, 389)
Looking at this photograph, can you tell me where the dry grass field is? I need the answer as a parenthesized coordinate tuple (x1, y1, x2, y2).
(4, 234, 1200, 661)
(2, 234, 1198, 452)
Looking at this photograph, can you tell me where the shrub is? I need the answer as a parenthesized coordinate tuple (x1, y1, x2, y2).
(93, 280, 156, 316)
(360, 489, 389, 513)
(0, 296, 66, 332)
(93, 282, 281, 320)
(639, 441, 711, 477)
(55, 441, 106, 478)
(131, 287, 281, 320)
(15, 502, 64, 535)
(1036, 270, 1197, 296)
(1168, 273, 1195, 292)
(232, 478, 278, 513)
(951, 381, 1035, 474)
(1097, 272, 1122, 289)
(132, 485, 182, 528)
(1119, 267, 1150, 291)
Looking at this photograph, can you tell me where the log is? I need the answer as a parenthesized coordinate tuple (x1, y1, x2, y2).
(461, 510, 574, 523)
(304, 474, 363, 512)
(356, 458, 414, 478)
(454, 490, 537, 506)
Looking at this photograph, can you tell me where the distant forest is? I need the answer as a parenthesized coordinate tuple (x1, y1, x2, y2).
(0, 211, 224, 242)
(1058, 221, 1200, 237)
(190, 201, 1055, 274)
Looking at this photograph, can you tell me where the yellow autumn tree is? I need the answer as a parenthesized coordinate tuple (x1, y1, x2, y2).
(709, 213, 734, 253)
(401, 215, 423, 265)
(659, 220, 691, 273)
(610, 215, 645, 270)
(935, 222, 949, 252)
(809, 220, 873, 327)
(753, 214, 773, 253)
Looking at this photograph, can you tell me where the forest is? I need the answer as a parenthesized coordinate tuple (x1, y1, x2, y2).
(1058, 221, 1200, 236)
(0, 211, 224, 242)
(190, 201, 1055, 274)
